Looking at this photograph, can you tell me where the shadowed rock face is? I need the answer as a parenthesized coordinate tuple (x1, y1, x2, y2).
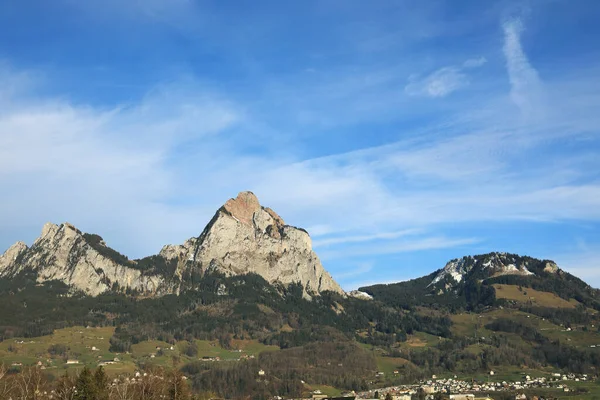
(0, 191, 344, 298)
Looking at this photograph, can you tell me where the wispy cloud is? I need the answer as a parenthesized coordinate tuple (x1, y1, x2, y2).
(404, 56, 486, 98)
(463, 57, 487, 68)
(319, 236, 481, 261)
(502, 18, 545, 118)
(313, 229, 420, 247)
(0, 65, 241, 256)
(405, 67, 469, 98)
(335, 262, 374, 280)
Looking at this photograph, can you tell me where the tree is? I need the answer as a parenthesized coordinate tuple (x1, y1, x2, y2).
(16, 366, 46, 400)
(218, 332, 232, 350)
(93, 367, 109, 400)
(166, 371, 191, 400)
(48, 343, 69, 356)
(109, 378, 135, 400)
(134, 371, 166, 400)
(75, 367, 97, 400)
(183, 342, 198, 358)
(0, 364, 16, 400)
(55, 371, 76, 400)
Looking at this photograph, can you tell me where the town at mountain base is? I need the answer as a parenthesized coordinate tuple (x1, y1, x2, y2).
(0, 192, 599, 400)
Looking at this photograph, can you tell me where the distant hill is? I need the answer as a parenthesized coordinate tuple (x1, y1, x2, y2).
(360, 252, 600, 311)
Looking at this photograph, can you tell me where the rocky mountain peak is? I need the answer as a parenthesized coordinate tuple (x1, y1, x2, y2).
(0, 241, 28, 265)
(168, 191, 344, 297)
(0, 221, 163, 296)
(223, 191, 264, 226)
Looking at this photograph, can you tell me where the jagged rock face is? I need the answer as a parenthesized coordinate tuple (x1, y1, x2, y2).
(0, 191, 344, 297)
(0, 223, 165, 296)
(160, 191, 344, 297)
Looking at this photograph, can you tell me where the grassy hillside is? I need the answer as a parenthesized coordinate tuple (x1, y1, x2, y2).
(493, 284, 580, 308)
(0, 326, 280, 376)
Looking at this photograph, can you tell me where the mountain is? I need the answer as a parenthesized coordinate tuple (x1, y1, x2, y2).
(360, 252, 600, 311)
(428, 252, 558, 290)
(0, 191, 343, 298)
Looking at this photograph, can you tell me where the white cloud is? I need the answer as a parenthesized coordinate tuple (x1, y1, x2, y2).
(463, 57, 487, 68)
(502, 18, 545, 118)
(405, 67, 469, 98)
(405, 55, 486, 98)
(0, 66, 241, 257)
(313, 229, 420, 247)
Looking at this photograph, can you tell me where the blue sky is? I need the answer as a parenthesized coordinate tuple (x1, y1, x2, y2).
(1, 0, 600, 289)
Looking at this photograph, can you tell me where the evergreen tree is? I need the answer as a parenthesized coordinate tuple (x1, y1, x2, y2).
(93, 367, 109, 400)
(74, 367, 96, 400)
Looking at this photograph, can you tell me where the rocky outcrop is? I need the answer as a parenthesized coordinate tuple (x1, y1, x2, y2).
(347, 290, 373, 300)
(0, 222, 165, 296)
(159, 191, 344, 297)
(0, 191, 344, 297)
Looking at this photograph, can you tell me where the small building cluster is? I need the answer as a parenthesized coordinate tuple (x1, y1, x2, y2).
(355, 373, 593, 400)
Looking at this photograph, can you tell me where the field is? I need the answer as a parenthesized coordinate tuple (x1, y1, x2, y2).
(375, 356, 410, 375)
(0, 326, 122, 375)
(400, 331, 444, 348)
(0, 326, 279, 375)
(305, 384, 343, 397)
(493, 284, 580, 308)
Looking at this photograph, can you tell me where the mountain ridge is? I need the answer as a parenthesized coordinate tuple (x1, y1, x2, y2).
(0, 191, 344, 298)
(359, 251, 600, 312)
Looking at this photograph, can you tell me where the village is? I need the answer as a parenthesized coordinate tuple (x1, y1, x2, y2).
(350, 372, 594, 400)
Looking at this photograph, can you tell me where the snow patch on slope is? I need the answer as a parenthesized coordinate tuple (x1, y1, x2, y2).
(429, 257, 477, 287)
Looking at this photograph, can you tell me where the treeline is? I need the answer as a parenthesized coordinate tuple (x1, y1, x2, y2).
(0, 364, 199, 400)
(485, 318, 547, 343)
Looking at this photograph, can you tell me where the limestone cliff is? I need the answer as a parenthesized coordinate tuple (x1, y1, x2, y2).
(0, 191, 344, 297)
(160, 191, 344, 296)
(0, 222, 165, 296)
